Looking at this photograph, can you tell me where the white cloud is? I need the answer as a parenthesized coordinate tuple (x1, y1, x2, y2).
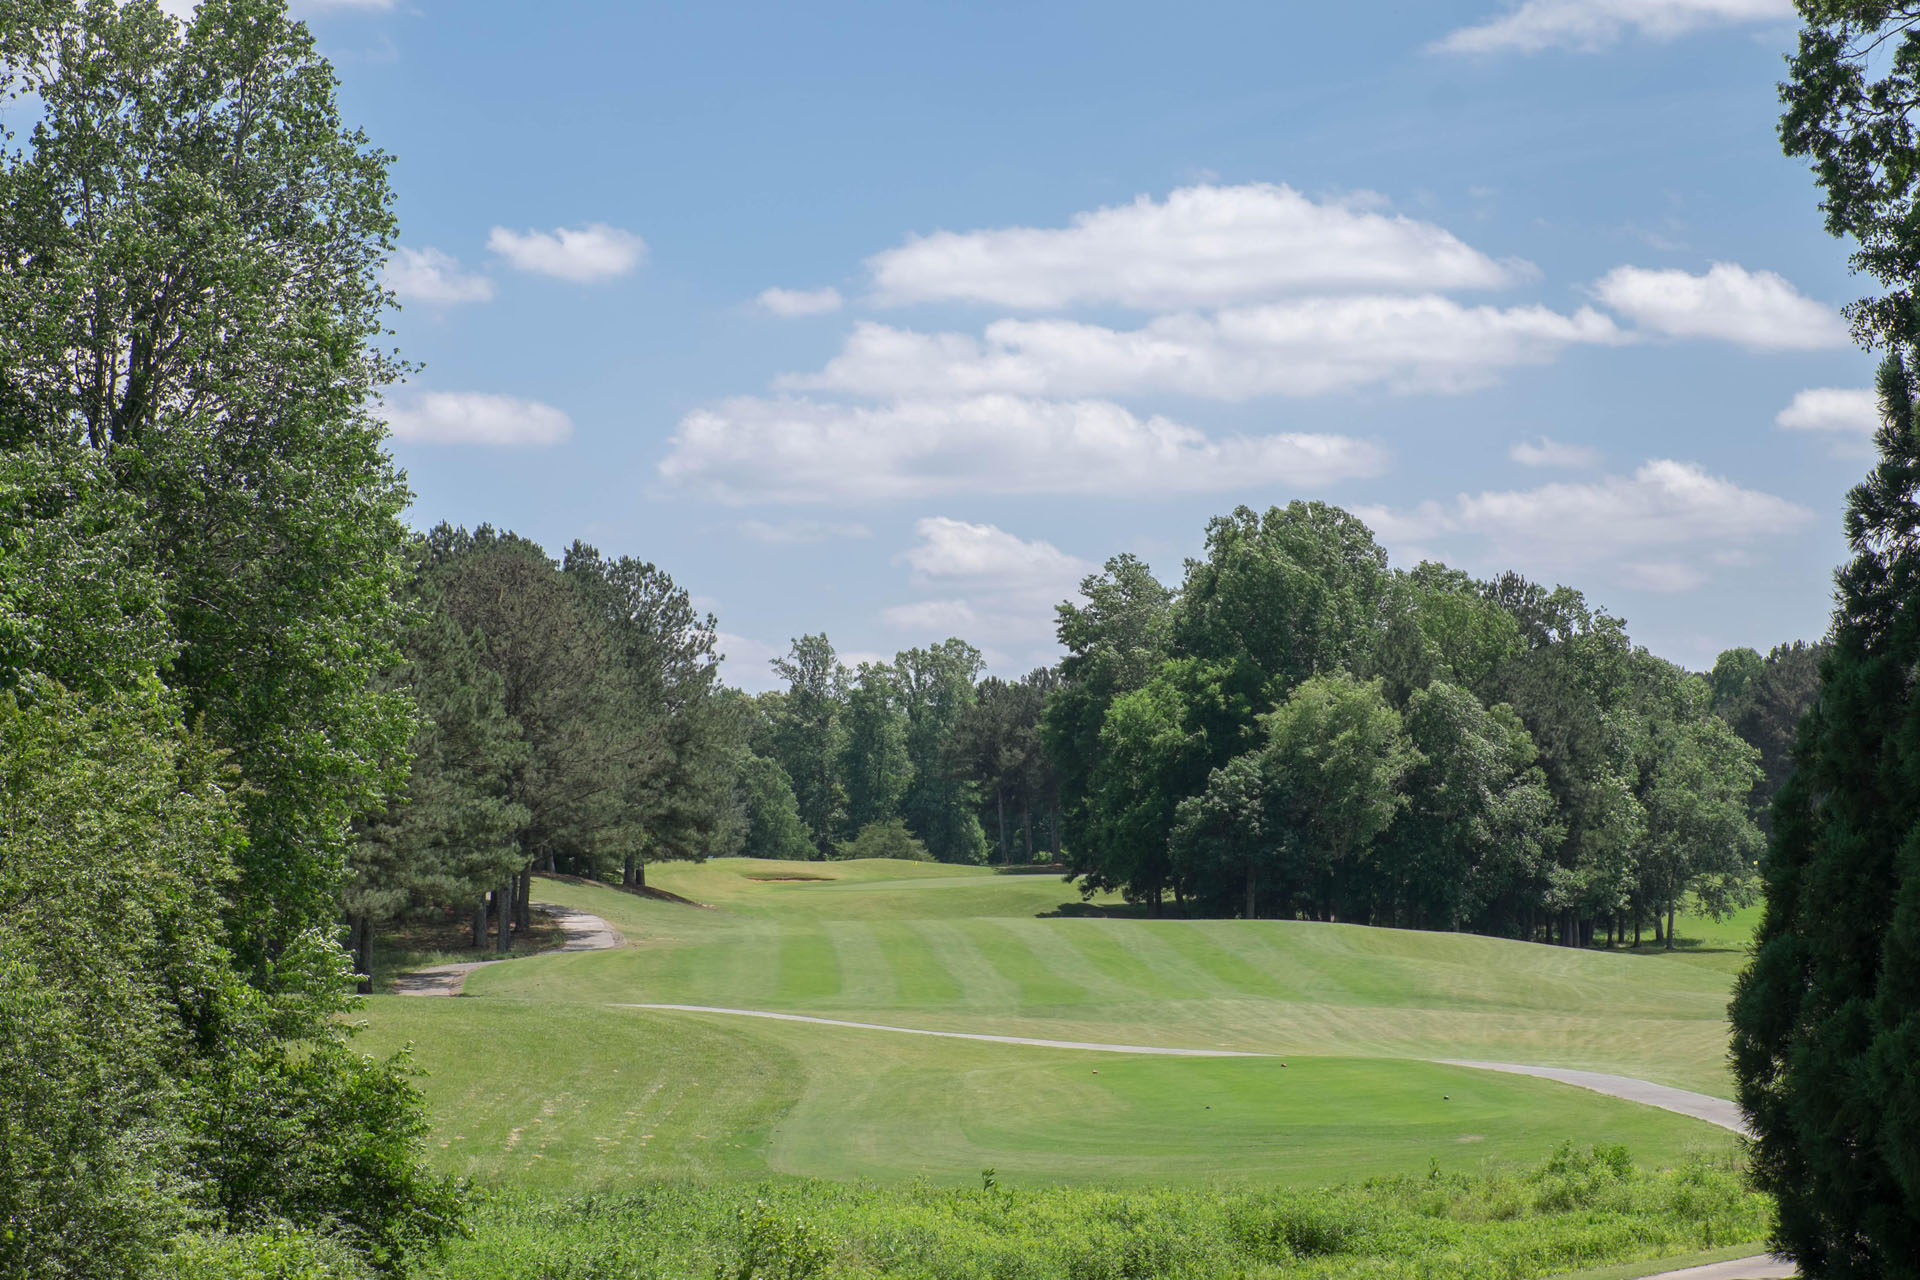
(1777, 387, 1878, 436)
(1357, 459, 1812, 591)
(788, 299, 1624, 402)
(714, 631, 786, 692)
(884, 518, 1093, 658)
(1510, 436, 1601, 467)
(659, 395, 1387, 504)
(379, 392, 572, 447)
(757, 286, 844, 316)
(737, 518, 871, 544)
(486, 223, 647, 284)
(382, 246, 494, 305)
(1593, 262, 1846, 349)
(865, 183, 1525, 310)
(1432, 0, 1790, 54)
(898, 516, 1093, 591)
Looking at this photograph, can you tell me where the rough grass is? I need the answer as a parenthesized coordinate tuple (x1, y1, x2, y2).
(411, 1144, 1770, 1280)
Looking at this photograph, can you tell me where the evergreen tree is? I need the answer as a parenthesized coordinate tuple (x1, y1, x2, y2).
(1732, 353, 1920, 1278)
(769, 634, 847, 857)
(840, 662, 911, 837)
(896, 640, 988, 864)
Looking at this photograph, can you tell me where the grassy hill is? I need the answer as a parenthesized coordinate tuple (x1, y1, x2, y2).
(358, 858, 1751, 1193)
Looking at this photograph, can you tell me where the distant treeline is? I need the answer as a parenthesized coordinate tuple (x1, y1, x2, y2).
(740, 503, 1819, 949)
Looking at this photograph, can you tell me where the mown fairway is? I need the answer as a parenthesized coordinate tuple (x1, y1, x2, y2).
(359, 859, 1749, 1191)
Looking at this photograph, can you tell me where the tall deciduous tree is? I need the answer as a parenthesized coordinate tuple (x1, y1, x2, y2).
(0, 0, 417, 973)
(896, 639, 988, 864)
(770, 634, 847, 857)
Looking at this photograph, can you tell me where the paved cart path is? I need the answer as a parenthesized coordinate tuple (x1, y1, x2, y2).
(393, 903, 620, 996)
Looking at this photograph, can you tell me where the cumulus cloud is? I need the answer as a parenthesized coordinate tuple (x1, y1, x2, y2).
(787, 300, 1624, 402)
(757, 286, 844, 316)
(659, 395, 1387, 504)
(382, 246, 494, 305)
(1432, 0, 1790, 54)
(1510, 436, 1601, 468)
(714, 631, 787, 692)
(1777, 387, 1878, 436)
(737, 518, 871, 544)
(379, 392, 572, 446)
(884, 518, 1094, 659)
(1593, 262, 1846, 349)
(487, 223, 647, 283)
(1357, 459, 1812, 592)
(899, 517, 1093, 590)
(865, 183, 1525, 310)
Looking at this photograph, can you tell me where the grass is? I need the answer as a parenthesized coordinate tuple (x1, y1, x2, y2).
(453, 859, 1745, 1094)
(356, 858, 1761, 1194)
(410, 1144, 1772, 1280)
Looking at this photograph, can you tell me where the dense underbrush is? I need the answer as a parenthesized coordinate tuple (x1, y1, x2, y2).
(400, 1143, 1768, 1280)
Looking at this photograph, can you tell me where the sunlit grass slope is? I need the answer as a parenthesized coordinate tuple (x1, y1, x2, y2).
(358, 858, 1755, 1191)
(469, 859, 1741, 1094)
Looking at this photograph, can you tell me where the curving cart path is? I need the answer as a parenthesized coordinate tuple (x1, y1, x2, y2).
(393, 903, 620, 996)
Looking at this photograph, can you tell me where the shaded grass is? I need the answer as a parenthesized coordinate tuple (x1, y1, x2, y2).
(367, 907, 565, 993)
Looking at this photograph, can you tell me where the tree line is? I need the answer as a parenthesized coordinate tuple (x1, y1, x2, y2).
(734, 636, 1059, 865)
(1037, 503, 1817, 947)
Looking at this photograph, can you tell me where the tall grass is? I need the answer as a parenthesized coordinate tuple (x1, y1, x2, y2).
(417, 1143, 1769, 1279)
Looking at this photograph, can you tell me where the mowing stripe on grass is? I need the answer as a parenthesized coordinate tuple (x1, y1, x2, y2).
(616, 1004, 1268, 1056)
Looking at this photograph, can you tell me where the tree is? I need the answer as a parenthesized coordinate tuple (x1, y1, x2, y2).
(1046, 555, 1174, 865)
(950, 673, 1052, 864)
(834, 818, 933, 862)
(0, 0, 417, 974)
(1375, 682, 1559, 932)
(1714, 641, 1825, 833)
(840, 662, 911, 837)
(0, 2, 458, 1269)
(896, 640, 988, 864)
(565, 543, 738, 887)
(347, 581, 528, 988)
(425, 527, 624, 880)
(731, 748, 815, 861)
(1780, 3, 1920, 350)
(1257, 674, 1417, 921)
(769, 635, 847, 857)
(1732, 353, 1920, 1278)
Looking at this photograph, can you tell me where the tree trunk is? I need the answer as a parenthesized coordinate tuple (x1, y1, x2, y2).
(1652, 912, 1663, 944)
(496, 882, 511, 954)
(472, 895, 488, 949)
(1634, 915, 1642, 948)
(635, 860, 646, 890)
(994, 786, 1008, 865)
(623, 853, 636, 887)
(517, 865, 532, 931)
(1021, 805, 1033, 866)
(1666, 897, 1677, 951)
(1149, 887, 1162, 918)
(351, 914, 373, 995)
(1050, 797, 1061, 858)
(1244, 863, 1257, 920)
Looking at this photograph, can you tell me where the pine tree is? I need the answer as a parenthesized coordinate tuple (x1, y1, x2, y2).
(1731, 353, 1920, 1278)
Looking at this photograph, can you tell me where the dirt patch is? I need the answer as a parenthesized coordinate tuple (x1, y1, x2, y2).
(744, 874, 837, 883)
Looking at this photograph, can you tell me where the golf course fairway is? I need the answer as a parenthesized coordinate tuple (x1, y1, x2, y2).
(357, 858, 1751, 1190)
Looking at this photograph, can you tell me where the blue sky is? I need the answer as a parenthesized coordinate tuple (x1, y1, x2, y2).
(283, 0, 1870, 688)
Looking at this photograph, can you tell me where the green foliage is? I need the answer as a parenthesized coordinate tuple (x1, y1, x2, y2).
(1779, 2, 1920, 348)
(414, 1149, 1769, 1280)
(1732, 352, 1920, 1278)
(1712, 640, 1824, 833)
(895, 640, 989, 865)
(158, 1226, 373, 1280)
(733, 748, 817, 861)
(834, 818, 933, 862)
(840, 664, 911, 837)
(769, 635, 849, 856)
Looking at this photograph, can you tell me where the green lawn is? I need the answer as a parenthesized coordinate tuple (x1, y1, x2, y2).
(358, 858, 1758, 1193)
